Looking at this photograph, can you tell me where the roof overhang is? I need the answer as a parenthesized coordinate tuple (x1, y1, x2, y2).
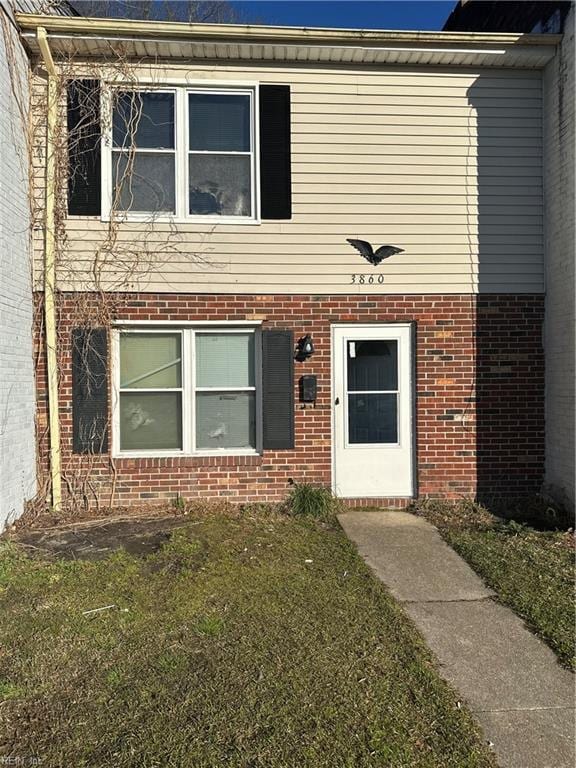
(16, 13, 560, 69)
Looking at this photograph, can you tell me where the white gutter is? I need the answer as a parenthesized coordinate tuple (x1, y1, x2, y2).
(22, 31, 509, 56)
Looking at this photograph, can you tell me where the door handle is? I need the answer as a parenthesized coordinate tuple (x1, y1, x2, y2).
(335, 397, 340, 406)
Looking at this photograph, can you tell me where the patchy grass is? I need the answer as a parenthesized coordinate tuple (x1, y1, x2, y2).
(0, 512, 495, 767)
(412, 499, 575, 670)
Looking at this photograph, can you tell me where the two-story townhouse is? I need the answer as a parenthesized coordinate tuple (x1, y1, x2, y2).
(17, 12, 561, 509)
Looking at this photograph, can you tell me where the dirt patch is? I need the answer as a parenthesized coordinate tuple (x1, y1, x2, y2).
(13, 497, 266, 533)
(14, 501, 185, 532)
(7, 517, 192, 560)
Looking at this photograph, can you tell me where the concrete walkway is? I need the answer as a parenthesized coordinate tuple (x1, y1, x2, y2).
(339, 510, 575, 768)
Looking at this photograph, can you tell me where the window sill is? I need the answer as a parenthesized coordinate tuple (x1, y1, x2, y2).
(99, 213, 262, 226)
(114, 449, 261, 460)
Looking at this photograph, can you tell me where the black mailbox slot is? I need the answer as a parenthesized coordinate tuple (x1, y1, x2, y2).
(299, 375, 317, 403)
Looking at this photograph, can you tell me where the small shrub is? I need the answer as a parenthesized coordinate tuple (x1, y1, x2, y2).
(285, 483, 340, 522)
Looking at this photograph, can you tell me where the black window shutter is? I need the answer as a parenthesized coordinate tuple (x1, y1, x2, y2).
(262, 330, 294, 450)
(259, 85, 292, 220)
(72, 328, 108, 454)
(67, 79, 101, 216)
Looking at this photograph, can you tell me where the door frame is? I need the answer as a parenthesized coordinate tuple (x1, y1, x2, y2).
(330, 321, 418, 499)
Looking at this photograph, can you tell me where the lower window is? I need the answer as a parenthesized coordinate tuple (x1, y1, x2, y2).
(116, 328, 258, 455)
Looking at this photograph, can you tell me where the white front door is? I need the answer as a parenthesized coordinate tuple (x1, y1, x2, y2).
(332, 324, 414, 498)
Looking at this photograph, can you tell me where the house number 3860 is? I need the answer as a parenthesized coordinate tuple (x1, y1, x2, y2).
(350, 274, 385, 284)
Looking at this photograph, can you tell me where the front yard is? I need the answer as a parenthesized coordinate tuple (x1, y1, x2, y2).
(413, 499, 575, 670)
(0, 509, 495, 767)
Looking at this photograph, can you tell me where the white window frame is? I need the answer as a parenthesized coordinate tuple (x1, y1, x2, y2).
(101, 83, 260, 225)
(109, 88, 179, 218)
(186, 88, 257, 223)
(111, 325, 262, 458)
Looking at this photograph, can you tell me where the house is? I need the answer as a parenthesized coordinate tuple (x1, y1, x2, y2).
(0, 0, 75, 530)
(444, 0, 575, 514)
(14, 12, 564, 509)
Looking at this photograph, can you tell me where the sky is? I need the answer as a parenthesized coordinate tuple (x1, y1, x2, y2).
(230, 1, 458, 30)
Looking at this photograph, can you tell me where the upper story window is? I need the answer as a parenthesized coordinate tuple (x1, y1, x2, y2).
(112, 92, 177, 214)
(68, 80, 290, 221)
(106, 87, 257, 222)
(188, 93, 252, 217)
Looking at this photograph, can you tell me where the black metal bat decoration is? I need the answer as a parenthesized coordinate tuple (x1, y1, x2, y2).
(346, 239, 404, 266)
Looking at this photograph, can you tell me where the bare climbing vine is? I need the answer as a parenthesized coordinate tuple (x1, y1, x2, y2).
(1, 6, 219, 512)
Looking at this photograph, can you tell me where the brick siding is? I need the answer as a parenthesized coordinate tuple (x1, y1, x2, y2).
(34, 292, 544, 508)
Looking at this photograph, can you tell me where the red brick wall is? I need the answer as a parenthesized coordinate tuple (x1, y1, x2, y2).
(34, 293, 545, 508)
(476, 295, 546, 498)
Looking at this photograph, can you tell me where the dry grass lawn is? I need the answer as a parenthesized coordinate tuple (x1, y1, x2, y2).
(0, 510, 496, 767)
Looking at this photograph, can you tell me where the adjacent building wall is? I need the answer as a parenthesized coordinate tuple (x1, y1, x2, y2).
(0, 1, 36, 528)
(543, 5, 575, 512)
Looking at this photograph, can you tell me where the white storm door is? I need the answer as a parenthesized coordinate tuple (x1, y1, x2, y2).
(332, 324, 413, 498)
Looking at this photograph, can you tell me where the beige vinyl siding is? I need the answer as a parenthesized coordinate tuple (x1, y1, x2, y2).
(33, 63, 543, 294)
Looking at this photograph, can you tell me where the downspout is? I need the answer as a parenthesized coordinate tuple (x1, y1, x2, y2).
(37, 27, 61, 510)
